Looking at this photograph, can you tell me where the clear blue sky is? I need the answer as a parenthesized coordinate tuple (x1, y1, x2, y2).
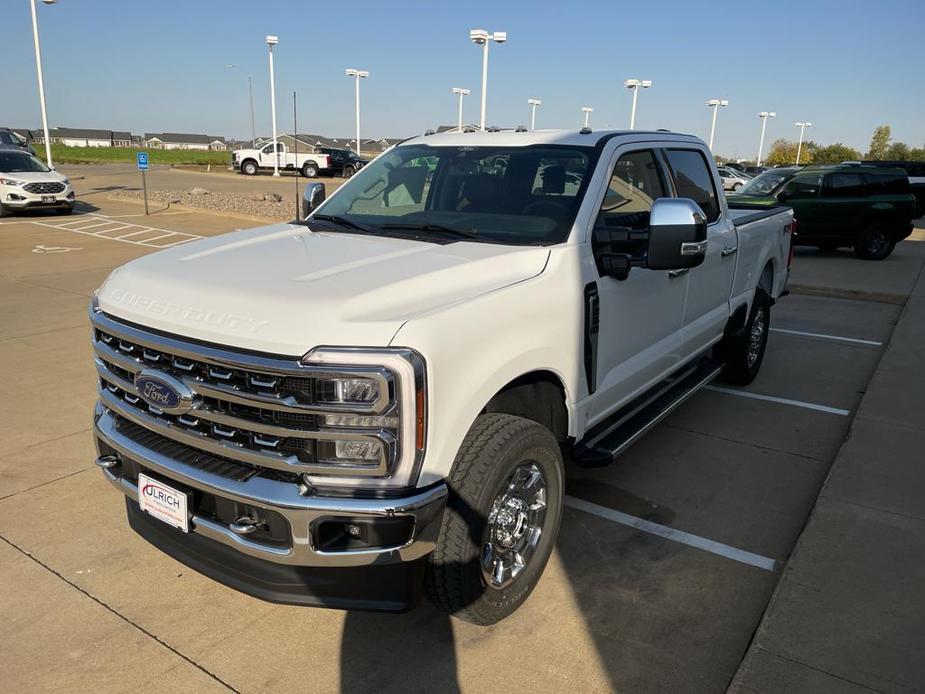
(6, 0, 924, 157)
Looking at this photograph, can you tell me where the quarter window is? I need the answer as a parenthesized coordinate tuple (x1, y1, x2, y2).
(596, 149, 667, 230)
(665, 149, 720, 222)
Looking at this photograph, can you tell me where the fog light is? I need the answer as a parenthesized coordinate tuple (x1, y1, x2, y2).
(335, 440, 381, 461)
(344, 523, 362, 538)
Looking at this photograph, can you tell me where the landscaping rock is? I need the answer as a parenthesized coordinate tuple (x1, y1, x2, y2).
(265, 192, 283, 202)
(190, 187, 210, 196)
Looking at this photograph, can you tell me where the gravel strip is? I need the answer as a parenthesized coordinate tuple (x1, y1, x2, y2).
(110, 189, 296, 221)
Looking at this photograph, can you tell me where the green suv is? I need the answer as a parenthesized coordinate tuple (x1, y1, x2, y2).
(728, 166, 915, 260)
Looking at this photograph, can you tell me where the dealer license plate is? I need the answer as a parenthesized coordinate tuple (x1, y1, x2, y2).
(42, 195, 56, 203)
(137, 473, 189, 532)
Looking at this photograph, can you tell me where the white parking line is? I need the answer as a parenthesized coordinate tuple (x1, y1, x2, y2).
(771, 327, 882, 347)
(704, 385, 851, 416)
(25, 212, 203, 248)
(564, 496, 777, 571)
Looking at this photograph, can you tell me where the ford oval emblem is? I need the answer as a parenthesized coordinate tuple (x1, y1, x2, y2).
(134, 370, 193, 414)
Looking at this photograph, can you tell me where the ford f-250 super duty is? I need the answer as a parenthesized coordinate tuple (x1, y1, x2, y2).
(91, 129, 793, 625)
(232, 141, 329, 177)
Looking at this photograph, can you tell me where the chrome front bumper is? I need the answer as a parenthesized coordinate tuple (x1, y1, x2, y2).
(93, 406, 447, 568)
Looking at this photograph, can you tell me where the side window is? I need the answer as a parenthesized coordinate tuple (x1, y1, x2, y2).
(596, 149, 666, 230)
(865, 173, 910, 195)
(825, 173, 867, 197)
(261, 144, 274, 154)
(779, 174, 822, 198)
(665, 149, 720, 222)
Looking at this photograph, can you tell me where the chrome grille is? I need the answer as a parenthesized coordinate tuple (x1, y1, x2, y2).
(23, 181, 65, 194)
(91, 308, 398, 480)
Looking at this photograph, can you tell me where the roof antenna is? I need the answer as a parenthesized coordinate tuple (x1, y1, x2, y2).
(579, 126, 592, 135)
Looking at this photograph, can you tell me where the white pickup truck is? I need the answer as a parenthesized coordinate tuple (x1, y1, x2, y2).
(91, 129, 793, 625)
(232, 141, 329, 177)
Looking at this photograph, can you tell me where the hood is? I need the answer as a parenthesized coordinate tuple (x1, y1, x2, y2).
(0, 169, 67, 183)
(97, 224, 550, 356)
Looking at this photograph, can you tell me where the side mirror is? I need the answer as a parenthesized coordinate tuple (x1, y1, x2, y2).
(302, 182, 326, 218)
(646, 198, 708, 270)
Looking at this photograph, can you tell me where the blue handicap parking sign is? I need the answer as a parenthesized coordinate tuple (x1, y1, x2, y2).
(136, 151, 149, 170)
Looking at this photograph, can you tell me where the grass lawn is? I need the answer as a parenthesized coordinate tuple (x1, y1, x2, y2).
(38, 145, 230, 166)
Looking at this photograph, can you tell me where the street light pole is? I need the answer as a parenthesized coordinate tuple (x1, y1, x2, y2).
(705, 99, 728, 151)
(756, 111, 776, 166)
(30, 0, 55, 167)
(794, 121, 812, 165)
(624, 79, 652, 130)
(469, 29, 507, 131)
(346, 69, 369, 157)
(266, 35, 279, 176)
(528, 98, 542, 130)
(248, 76, 257, 147)
(581, 106, 593, 128)
(452, 87, 470, 132)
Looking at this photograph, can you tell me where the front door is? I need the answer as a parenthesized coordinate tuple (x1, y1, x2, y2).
(776, 172, 825, 237)
(588, 147, 688, 427)
(662, 147, 737, 358)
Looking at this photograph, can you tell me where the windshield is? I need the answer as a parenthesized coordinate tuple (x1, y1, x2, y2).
(0, 151, 50, 173)
(313, 144, 595, 245)
(0, 131, 26, 146)
(737, 170, 793, 196)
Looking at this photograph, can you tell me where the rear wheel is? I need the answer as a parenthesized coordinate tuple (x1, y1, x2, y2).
(732, 182, 743, 191)
(301, 162, 319, 178)
(425, 413, 563, 625)
(854, 225, 895, 260)
(342, 164, 357, 179)
(717, 287, 770, 385)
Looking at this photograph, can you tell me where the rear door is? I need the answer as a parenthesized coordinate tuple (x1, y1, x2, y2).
(588, 146, 687, 425)
(663, 148, 737, 359)
(821, 172, 868, 237)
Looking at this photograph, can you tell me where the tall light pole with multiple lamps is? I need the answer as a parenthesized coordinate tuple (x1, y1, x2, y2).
(705, 99, 728, 151)
(624, 79, 652, 130)
(30, 0, 56, 167)
(581, 106, 594, 128)
(756, 111, 776, 166)
(266, 35, 279, 176)
(527, 98, 542, 130)
(794, 121, 812, 165)
(469, 29, 507, 131)
(452, 87, 470, 131)
(345, 69, 369, 157)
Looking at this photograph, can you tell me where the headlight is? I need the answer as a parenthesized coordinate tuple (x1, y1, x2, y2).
(0, 178, 24, 187)
(61, 178, 70, 185)
(301, 347, 427, 489)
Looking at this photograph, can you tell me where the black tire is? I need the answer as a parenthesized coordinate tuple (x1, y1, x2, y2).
(854, 225, 896, 260)
(0, 203, 9, 218)
(425, 413, 564, 625)
(342, 164, 357, 179)
(241, 160, 258, 176)
(301, 162, 319, 178)
(732, 182, 743, 191)
(717, 287, 771, 385)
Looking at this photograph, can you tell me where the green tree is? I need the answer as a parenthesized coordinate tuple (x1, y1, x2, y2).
(883, 142, 910, 160)
(867, 125, 891, 160)
(766, 138, 816, 165)
(909, 148, 925, 162)
(813, 143, 862, 164)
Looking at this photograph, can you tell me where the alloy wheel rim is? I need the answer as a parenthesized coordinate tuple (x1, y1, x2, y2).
(481, 463, 548, 589)
(747, 307, 766, 368)
(867, 231, 888, 255)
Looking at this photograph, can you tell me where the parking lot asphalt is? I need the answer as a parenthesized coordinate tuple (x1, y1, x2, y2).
(2, 176, 924, 693)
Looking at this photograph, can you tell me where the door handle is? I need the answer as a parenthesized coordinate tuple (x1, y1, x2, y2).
(721, 246, 738, 257)
(668, 268, 689, 278)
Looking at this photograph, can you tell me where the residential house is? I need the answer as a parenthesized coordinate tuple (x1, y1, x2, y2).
(435, 124, 480, 134)
(144, 133, 227, 151)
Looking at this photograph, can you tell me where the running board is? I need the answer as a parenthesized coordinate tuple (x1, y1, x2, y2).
(572, 358, 723, 467)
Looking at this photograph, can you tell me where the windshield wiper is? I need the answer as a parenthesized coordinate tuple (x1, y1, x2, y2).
(380, 223, 479, 239)
(309, 214, 374, 232)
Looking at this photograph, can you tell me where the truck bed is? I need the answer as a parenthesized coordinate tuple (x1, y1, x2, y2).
(727, 204, 792, 228)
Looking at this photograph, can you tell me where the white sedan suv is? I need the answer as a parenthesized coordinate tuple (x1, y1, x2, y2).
(0, 150, 75, 217)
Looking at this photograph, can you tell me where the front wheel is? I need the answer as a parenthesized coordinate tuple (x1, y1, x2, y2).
(241, 160, 258, 176)
(0, 203, 10, 218)
(426, 413, 563, 625)
(854, 225, 895, 260)
(717, 288, 770, 385)
(732, 182, 743, 191)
